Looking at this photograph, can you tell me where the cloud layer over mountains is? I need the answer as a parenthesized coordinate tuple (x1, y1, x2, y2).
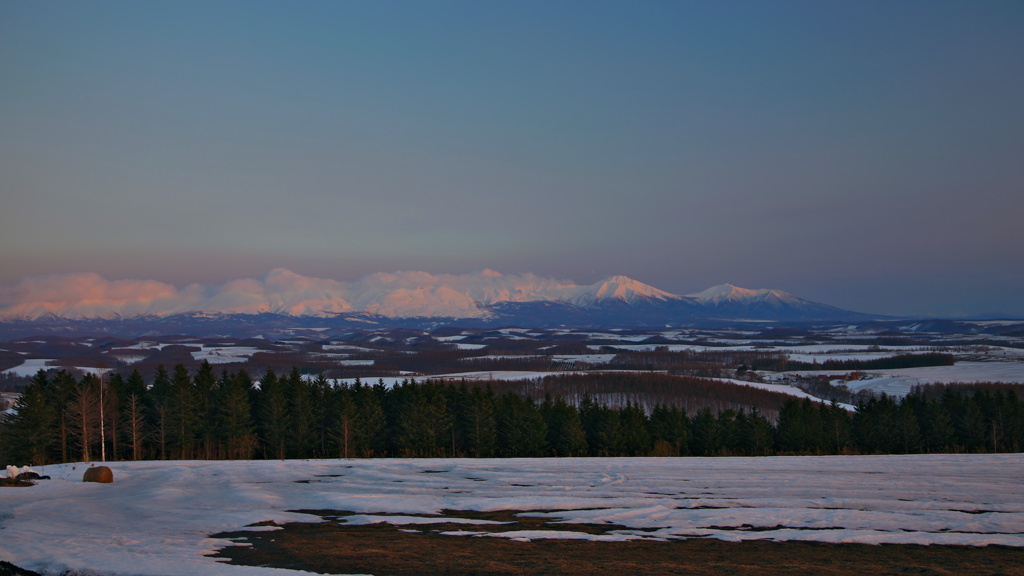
(0, 269, 694, 320)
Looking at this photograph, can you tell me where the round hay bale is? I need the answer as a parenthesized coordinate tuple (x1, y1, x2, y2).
(83, 466, 113, 483)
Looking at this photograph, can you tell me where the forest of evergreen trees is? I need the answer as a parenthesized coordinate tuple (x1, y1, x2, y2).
(2, 362, 1022, 466)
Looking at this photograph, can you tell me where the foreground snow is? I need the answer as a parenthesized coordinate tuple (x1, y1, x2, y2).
(1, 455, 1022, 575)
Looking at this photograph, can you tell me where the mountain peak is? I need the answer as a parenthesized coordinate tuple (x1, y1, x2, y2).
(0, 270, 870, 323)
(688, 283, 790, 305)
(572, 275, 678, 305)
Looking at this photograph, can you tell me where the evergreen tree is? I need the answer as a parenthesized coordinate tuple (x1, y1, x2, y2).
(1, 371, 56, 465)
(439, 383, 467, 456)
(309, 374, 333, 457)
(256, 368, 290, 459)
(579, 396, 622, 456)
(285, 368, 315, 458)
(977, 390, 1018, 453)
(390, 380, 452, 456)
(720, 409, 753, 455)
(648, 404, 689, 456)
(431, 383, 457, 457)
(462, 384, 499, 457)
(920, 398, 955, 453)
(690, 407, 721, 456)
(356, 379, 388, 456)
(332, 382, 359, 458)
(496, 392, 547, 457)
(854, 394, 901, 453)
(619, 402, 651, 456)
(540, 395, 587, 457)
(192, 361, 217, 459)
(123, 369, 148, 398)
(998, 391, 1023, 453)
(217, 369, 256, 460)
(746, 407, 775, 456)
(821, 401, 852, 454)
(165, 364, 198, 459)
(776, 398, 825, 454)
(952, 394, 986, 451)
(717, 409, 742, 455)
(896, 398, 923, 454)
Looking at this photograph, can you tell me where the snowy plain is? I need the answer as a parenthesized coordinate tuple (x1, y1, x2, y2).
(2, 455, 1023, 576)
(2, 359, 57, 378)
(778, 361, 1024, 398)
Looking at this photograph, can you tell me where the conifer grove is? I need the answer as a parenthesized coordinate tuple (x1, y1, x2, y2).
(2, 362, 1022, 465)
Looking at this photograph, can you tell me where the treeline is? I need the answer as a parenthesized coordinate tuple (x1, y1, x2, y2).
(599, 349, 785, 376)
(597, 350, 956, 376)
(780, 353, 956, 372)
(485, 373, 796, 417)
(275, 348, 958, 381)
(776, 388, 1023, 454)
(2, 364, 1022, 466)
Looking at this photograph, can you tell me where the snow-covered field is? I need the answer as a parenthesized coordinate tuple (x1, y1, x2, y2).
(191, 346, 265, 365)
(1, 455, 1022, 576)
(781, 361, 1024, 398)
(711, 378, 857, 410)
(2, 358, 57, 378)
(333, 371, 572, 387)
(586, 343, 943, 361)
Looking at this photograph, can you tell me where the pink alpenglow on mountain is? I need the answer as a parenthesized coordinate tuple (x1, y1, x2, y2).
(0, 269, 864, 322)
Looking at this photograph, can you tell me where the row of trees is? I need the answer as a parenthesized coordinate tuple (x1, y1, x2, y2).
(2, 364, 1022, 466)
(779, 353, 956, 372)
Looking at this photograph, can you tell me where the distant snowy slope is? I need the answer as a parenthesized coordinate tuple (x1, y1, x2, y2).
(569, 275, 680, 306)
(689, 284, 796, 305)
(687, 283, 856, 320)
(343, 269, 580, 317)
(0, 269, 872, 323)
(0, 269, 576, 320)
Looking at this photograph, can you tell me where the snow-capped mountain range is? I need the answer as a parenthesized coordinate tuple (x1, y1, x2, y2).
(0, 269, 869, 327)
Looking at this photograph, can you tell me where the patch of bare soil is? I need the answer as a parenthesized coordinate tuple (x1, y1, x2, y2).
(211, 510, 1024, 576)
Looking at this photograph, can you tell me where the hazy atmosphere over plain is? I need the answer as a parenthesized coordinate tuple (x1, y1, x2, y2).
(1, 1, 1022, 317)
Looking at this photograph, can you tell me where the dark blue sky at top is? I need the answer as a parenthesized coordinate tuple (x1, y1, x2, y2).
(1, 1, 1022, 317)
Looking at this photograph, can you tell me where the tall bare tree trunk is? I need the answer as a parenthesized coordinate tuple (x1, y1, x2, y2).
(124, 393, 147, 461)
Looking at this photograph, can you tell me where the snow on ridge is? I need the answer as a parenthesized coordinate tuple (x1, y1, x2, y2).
(688, 283, 798, 306)
(688, 283, 740, 303)
(570, 275, 679, 306)
(0, 269, 812, 320)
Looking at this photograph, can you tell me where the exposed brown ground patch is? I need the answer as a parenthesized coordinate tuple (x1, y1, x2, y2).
(211, 510, 1024, 576)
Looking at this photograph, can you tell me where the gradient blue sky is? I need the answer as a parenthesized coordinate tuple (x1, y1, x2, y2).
(2, 1, 1022, 317)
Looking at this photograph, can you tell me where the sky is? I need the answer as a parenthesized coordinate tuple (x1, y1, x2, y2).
(1, 1, 1022, 318)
